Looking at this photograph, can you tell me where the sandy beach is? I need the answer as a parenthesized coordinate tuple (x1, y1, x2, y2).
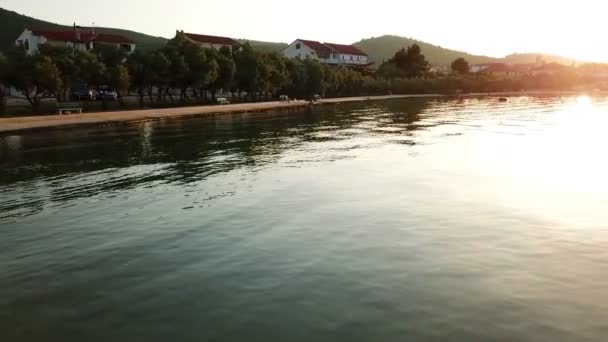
(0, 95, 439, 134)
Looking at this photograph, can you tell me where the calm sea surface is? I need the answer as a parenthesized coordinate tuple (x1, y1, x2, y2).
(2, 96, 608, 341)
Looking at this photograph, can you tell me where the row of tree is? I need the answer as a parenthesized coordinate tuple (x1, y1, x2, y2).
(0, 33, 390, 111)
(2, 34, 604, 114)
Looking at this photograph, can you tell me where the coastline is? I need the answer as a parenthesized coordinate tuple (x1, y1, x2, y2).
(0, 91, 597, 134)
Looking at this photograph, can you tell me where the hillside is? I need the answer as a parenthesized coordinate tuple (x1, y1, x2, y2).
(1, 7, 581, 67)
(0, 7, 167, 51)
(240, 40, 288, 53)
(354, 35, 498, 66)
(502, 53, 578, 66)
(354, 35, 584, 67)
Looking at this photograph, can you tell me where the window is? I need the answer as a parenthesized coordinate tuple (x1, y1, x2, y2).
(350, 56, 353, 61)
(296, 43, 301, 49)
(24, 39, 30, 50)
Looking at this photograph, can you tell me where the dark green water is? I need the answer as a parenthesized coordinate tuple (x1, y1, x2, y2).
(2, 96, 608, 341)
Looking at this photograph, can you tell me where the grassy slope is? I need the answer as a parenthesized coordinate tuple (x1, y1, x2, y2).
(354, 35, 498, 66)
(240, 39, 288, 53)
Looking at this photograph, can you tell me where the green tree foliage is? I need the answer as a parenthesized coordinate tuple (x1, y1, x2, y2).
(126, 50, 154, 107)
(0, 52, 7, 113)
(73, 51, 107, 91)
(0, 52, 6, 76)
(163, 32, 220, 102)
(93, 44, 128, 69)
(234, 43, 260, 101)
(3, 48, 62, 109)
(34, 56, 63, 99)
(109, 65, 130, 104)
(378, 44, 430, 79)
(451, 58, 470, 75)
(208, 47, 236, 99)
(403, 44, 430, 78)
(303, 59, 324, 100)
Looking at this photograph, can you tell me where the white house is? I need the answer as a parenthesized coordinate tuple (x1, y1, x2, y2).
(282, 39, 369, 66)
(15, 29, 136, 56)
(469, 64, 490, 73)
(323, 43, 369, 65)
(181, 32, 238, 50)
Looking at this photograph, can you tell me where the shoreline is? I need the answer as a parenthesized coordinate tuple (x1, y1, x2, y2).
(0, 91, 599, 134)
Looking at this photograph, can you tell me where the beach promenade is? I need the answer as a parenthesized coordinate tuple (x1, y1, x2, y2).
(0, 95, 436, 134)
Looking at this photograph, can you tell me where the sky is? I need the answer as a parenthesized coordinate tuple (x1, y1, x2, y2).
(2, 0, 607, 62)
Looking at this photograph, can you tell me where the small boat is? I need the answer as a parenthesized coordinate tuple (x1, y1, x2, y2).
(498, 97, 508, 102)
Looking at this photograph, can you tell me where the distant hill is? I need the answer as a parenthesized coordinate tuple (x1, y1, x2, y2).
(240, 40, 288, 53)
(354, 35, 499, 66)
(502, 53, 578, 66)
(353, 35, 585, 67)
(0, 7, 167, 51)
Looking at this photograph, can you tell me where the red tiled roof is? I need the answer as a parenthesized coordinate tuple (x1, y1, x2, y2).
(323, 43, 367, 56)
(184, 33, 238, 46)
(31, 30, 133, 44)
(298, 39, 333, 54)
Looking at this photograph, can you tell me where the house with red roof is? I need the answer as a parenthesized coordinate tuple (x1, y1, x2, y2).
(181, 31, 238, 50)
(16, 29, 135, 56)
(282, 39, 369, 66)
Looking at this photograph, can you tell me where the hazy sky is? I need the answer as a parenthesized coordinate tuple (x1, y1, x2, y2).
(2, 0, 607, 61)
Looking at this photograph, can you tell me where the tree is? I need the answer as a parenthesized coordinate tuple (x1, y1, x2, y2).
(208, 47, 236, 101)
(284, 58, 305, 99)
(451, 57, 470, 75)
(127, 50, 154, 107)
(0, 53, 7, 113)
(235, 43, 262, 101)
(163, 33, 220, 103)
(377, 59, 401, 80)
(71, 51, 107, 108)
(302, 58, 323, 100)
(109, 65, 130, 105)
(403, 44, 429, 78)
(38, 45, 76, 101)
(149, 50, 170, 104)
(34, 56, 63, 100)
(73, 51, 107, 89)
(93, 45, 128, 70)
(265, 52, 289, 98)
(378, 44, 430, 79)
(187, 47, 218, 102)
(3, 48, 62, 110)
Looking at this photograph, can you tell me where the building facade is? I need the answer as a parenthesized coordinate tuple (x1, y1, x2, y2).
(15, 29, 135, 56)
(282, 39, 369, 66)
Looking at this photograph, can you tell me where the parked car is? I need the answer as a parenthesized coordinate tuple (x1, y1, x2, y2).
(95, 87, 118, 101)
